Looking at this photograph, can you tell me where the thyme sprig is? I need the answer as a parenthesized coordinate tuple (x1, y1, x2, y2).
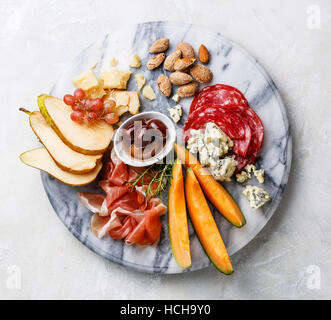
(128, 163, 173, 198)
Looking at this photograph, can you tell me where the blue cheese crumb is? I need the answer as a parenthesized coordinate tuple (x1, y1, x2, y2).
(236, 171, 251, 183)
(168, 105, 182, 123)
(254, 169, 265, 184)
(243, 185, 271, 209)
(211, 156, 237, 182)
(236, 164, 265, 184)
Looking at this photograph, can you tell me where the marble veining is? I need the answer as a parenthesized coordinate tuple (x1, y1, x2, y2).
(41, 21, 292, 274)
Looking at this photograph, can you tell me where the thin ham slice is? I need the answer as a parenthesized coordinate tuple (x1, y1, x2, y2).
(78, 192, 108, 215)
(78, 149, 167, 246)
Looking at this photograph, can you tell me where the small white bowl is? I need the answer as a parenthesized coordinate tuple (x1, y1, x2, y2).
(113, 111, 176, 167)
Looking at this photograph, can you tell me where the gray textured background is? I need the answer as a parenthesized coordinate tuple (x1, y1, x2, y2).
(1, 0, 330, 299)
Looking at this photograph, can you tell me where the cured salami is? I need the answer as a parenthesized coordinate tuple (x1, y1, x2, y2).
(184, 84, 264, 172)
(184, 106, 253, 157)
(190, 84, 249, 113)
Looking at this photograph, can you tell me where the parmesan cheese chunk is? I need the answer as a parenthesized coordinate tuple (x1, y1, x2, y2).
(142, 85, 156, 100)
(100, 69, 132, 89)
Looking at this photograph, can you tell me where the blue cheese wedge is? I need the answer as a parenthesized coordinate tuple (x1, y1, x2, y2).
(186, 122, 237, 181)
(210, 156, 237, 182)
(168, 105, 182, 123)
(186, 129, 205, 153)
(243, 185, 271, 209)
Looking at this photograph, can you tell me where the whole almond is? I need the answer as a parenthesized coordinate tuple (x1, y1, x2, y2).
(190, 63, 213, 83)
(177, 82, 198, 98)
(146, 53, 165, 70)
(169, 71, 192, 85)
(198, 44, 210, 63)
(149, 38, 169, 53)
(157, 74, 172, 97)
(164, 50, 181, 72)
(176, 42, 196, 59)
(174, 57, 196, 71)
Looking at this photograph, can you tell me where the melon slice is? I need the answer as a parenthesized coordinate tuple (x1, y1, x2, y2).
(174, 143, 246, 228)
(168, 159, 191, 269)
(185, 168, 233, 275)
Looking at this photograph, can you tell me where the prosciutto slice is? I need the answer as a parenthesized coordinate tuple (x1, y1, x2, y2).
(78, 149, 166, 246)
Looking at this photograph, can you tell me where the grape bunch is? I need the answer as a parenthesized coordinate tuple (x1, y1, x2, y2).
(63, 89, 119, 125)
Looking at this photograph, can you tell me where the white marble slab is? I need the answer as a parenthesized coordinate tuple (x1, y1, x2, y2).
(41, 21, 291, 274)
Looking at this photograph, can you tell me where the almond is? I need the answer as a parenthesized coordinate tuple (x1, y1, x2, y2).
(149, 38, 169, 53)
(177, 82, 198, 98)
(169, 71, 192, 85)
(164, 50, 181, 72)
(190, 63, 213, 83)
(174, 57, 196, 71)
(146, 53, 165, 70)
(198, 44, 209, 63)
(176, 42, 196, 59)
(157, 74, 172, 97)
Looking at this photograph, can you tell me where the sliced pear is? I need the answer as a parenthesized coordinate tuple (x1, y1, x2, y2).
(29, 111, 102, 174)
(20, 148, 102, 186)
(38, 95, 114, 155)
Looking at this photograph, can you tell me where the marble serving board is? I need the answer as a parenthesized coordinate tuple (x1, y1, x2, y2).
(41, 21, 292, 274)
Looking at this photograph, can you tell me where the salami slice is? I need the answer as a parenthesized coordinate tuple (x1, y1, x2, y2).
(184, 106, 253, 157)
(189, 103, 264, 156)
(185, 84, 265, 173)
(190, 84, 249, 113)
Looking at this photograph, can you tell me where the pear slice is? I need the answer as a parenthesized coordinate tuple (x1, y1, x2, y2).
(38, 95, 114, 155)
(29, 111, 102, 174)
(20, 148, 102, 186)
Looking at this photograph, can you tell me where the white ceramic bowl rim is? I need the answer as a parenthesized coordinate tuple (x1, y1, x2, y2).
(113, 111, 176, 167)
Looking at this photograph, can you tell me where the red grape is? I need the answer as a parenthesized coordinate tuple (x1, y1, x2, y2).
(104, 100, 116, 114)
(87, 112, 98, 122)
(74, 88, 85, 101)
(72, 103, 83, 112)
(91, 98, 104, 112)
(105, 113, 119, 124)
(64, 94, 75, 106)
(70, 111, 84, 123)
(84, 99, 93, 110)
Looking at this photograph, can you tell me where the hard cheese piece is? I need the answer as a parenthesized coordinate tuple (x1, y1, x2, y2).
(129, 54, 141, 68)
(104, 90, 140, 116)
(72, 70, 99, 91)
(100, 69, 132, 89)
(135, 74, 146, 91)
(142, 85, 156, 100)
(72, 70, 105, 99)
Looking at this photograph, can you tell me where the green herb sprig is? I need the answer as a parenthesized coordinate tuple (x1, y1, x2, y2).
(128, 163, 173, 198)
